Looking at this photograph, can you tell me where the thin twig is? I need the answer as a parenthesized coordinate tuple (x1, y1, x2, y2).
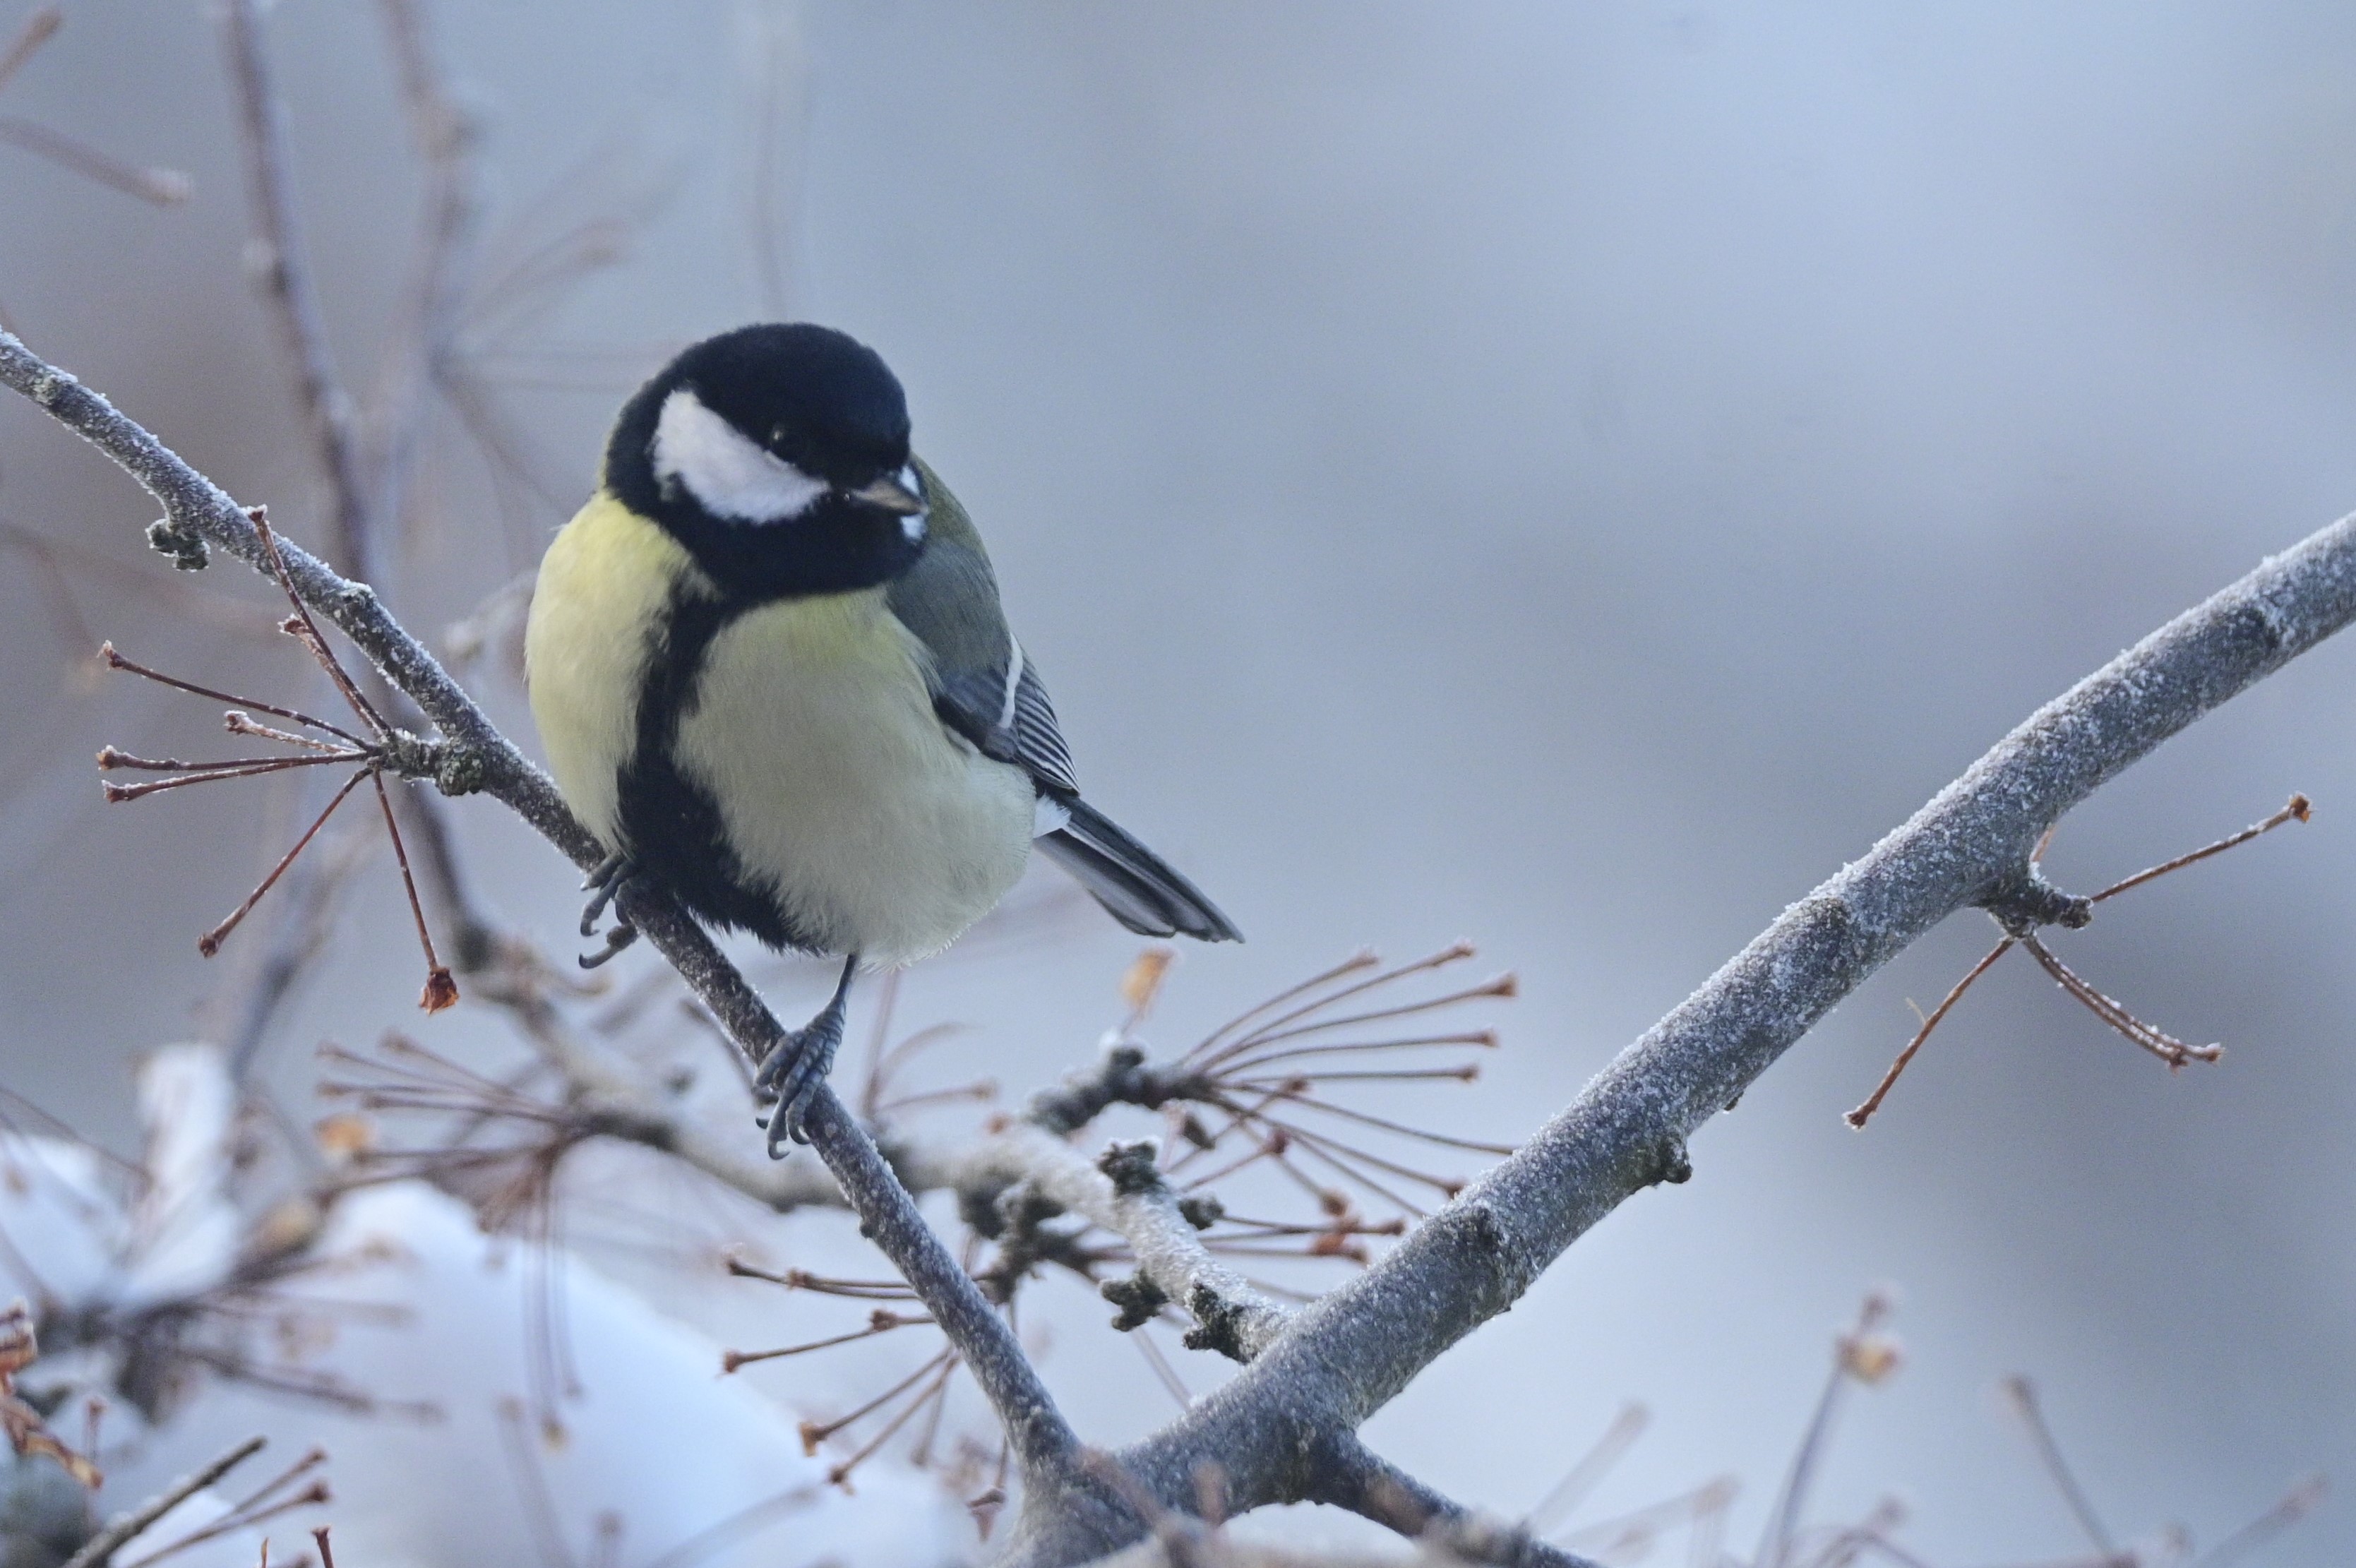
(370, 0, 480, 548)
(2018, 935, 2221, 1068)
(0, 118, 189, 205)
(198, 767, 373, 959)
(371, 770, 457, 1010)
(635, 1485, 821, 1568)
(822, 1355, 959, 1488)
(1236, 1085, 1515, 1156)
(800, 1351, 954, 1456)
(96, 746, 362, 773)
(224, 714, 362, 754)
(251, 515, 387, 738)
(1754, 1328, 1861, 1567)
(1132, 1327, 1193, 1413)
(1527, 1403, 1648, 1534)
(61, 1435, 266, 1568)
(2088, 794, 2311, 903)
(0, 7, 60, 92)
(1231, 1066, 1480, 1088)
(1560, 1480, 1739, 1560)
(2002, 1377, 2115, 1557)
(220, 0, 373, 579)
(1219, 1030, 1498, 1077)
(100, 645, 363, 745)
(116, 1485, 330, 1568)
(1846, 938, 2014, 1129)
(101, 755, 352, 802)
(1189, 948, 1379, 1061)
(721, 1312, 933, 1373)
(2191, 1473, 2328, 1568)
(1853, 793, 2307, 1126)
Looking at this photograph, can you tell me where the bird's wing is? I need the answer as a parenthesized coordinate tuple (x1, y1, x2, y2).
(885, 461, 1241, 943)
(884, 460, 1080, 797)
(1036, 799, 1243, 941)
(931, 645, 1082, 798)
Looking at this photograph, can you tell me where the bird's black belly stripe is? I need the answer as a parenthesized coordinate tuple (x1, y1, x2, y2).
(614, 586, 826, 953)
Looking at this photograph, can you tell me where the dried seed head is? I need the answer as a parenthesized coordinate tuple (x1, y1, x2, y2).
(1121, 946, 1176, 1016)
(1841, 1334, 1903, 1385)
(313, 1114, 374, 1160)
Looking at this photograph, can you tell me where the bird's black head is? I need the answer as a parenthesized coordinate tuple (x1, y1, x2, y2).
(605, 323, 930, 602)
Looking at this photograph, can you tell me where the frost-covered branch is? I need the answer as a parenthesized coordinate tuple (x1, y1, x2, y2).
(10, 313, 2352, 1564)
(1018, 516, 2356, 1564)
(0, 325, 1078, 1492)
(951, 1125, 1289, 1363)
(498, 1007, 1293, 1358)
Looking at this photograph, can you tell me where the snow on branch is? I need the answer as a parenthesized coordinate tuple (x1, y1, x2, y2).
(6, 309, 2353, 1568)
(0, 325, 1079, 1501)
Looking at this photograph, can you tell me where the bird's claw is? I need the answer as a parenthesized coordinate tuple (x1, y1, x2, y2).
(578, 921, 639, 969)
(757, 1003, 847, 1156)
(577, 852, 640, 969)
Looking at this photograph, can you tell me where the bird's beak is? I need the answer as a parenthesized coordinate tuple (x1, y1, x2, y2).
(849, 472, 926, 515)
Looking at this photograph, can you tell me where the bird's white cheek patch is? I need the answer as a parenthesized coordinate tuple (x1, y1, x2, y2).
(652, 388, 828, 523)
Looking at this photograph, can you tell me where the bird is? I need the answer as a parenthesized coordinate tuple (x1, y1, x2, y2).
(524, 323, 1240, 1152)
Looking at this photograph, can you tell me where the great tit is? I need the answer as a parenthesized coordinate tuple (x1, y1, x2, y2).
(524, 323, 1240, 1150)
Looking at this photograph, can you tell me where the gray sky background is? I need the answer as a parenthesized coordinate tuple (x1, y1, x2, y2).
(1, 2, 2352, 1561)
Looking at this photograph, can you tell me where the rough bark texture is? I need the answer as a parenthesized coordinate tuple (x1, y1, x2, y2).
(1033, 515, 2356, 1564)
(8, 321, 2352, 1566)
(0, 329, 1080, 1488)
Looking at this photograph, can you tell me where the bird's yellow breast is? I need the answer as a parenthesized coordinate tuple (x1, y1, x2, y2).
(677, 590, 1034, 962)
(524, 492, 1036, 964)
(525, 492, 690, 848)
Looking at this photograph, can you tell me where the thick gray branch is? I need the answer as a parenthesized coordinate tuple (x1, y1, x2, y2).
(1062, 1434, 1595, 1568)
(1059, 513, 2356, 1558)
(0, 328, 1077, 1485)
(1305, 1437, 1593, 1568)
(18, 306, 2353, 1564)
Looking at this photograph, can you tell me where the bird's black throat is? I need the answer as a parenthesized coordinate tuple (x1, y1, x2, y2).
(611, 583, 824, 954)
(638, 491, 923, 601)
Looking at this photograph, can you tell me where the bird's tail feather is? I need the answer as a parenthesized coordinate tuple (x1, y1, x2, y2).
(1038, 798, 1242, 943)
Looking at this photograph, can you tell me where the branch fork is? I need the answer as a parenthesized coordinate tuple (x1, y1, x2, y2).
(8, 301, 2355, 1565)
(1849, 792, 2312, 1127)
(92, 509, 460, 1012)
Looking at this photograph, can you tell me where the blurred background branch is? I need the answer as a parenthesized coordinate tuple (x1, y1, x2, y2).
(4, 296, 2345, 1562)
(0, 4, 2349, 1566)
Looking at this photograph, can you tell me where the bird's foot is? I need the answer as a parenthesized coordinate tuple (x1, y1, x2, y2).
(577, 851, 641, 969)
(754, 954, 859, 1156)
(755, 1006, 847, 1156)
